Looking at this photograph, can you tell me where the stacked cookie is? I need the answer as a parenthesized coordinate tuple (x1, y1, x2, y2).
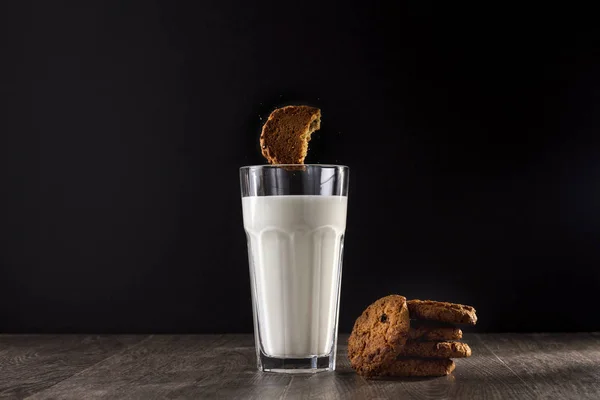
(348, 296, 477, 378)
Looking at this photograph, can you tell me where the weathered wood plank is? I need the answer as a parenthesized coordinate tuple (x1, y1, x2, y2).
(0, 335, 147, 399)
(26, 335, 289, 400)
(28, 334, 534, 400)
(3, 333, 598, 400)
(336, 334, 535, 400)
(478, 333, 600, 400)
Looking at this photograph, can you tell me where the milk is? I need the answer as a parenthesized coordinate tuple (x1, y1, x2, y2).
(242, 195, 348, 358)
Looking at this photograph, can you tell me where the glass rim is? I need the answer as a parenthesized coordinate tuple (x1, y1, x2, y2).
(240, 164, 348, 171)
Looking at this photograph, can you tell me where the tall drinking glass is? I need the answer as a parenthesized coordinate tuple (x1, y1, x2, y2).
(240, 165, 349, 373)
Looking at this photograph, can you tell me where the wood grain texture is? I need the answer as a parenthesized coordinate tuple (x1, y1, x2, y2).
(0, 335, 147, 399)
(477, 333, 600, 400)
(0, 333, 598, 399)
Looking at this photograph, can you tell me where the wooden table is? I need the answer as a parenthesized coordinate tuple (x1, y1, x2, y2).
(1, 333, 599, 399)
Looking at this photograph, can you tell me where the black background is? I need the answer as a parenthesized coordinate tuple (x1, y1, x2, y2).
(1, 1, 599, 333)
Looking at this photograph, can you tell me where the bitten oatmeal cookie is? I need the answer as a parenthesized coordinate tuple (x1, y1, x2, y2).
(260, 105, 321, 165)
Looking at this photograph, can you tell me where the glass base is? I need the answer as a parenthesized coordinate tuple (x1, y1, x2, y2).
(258, 352, 335, 373)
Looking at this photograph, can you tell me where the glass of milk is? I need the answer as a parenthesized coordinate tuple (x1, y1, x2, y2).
(240, 165, 349, 373)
